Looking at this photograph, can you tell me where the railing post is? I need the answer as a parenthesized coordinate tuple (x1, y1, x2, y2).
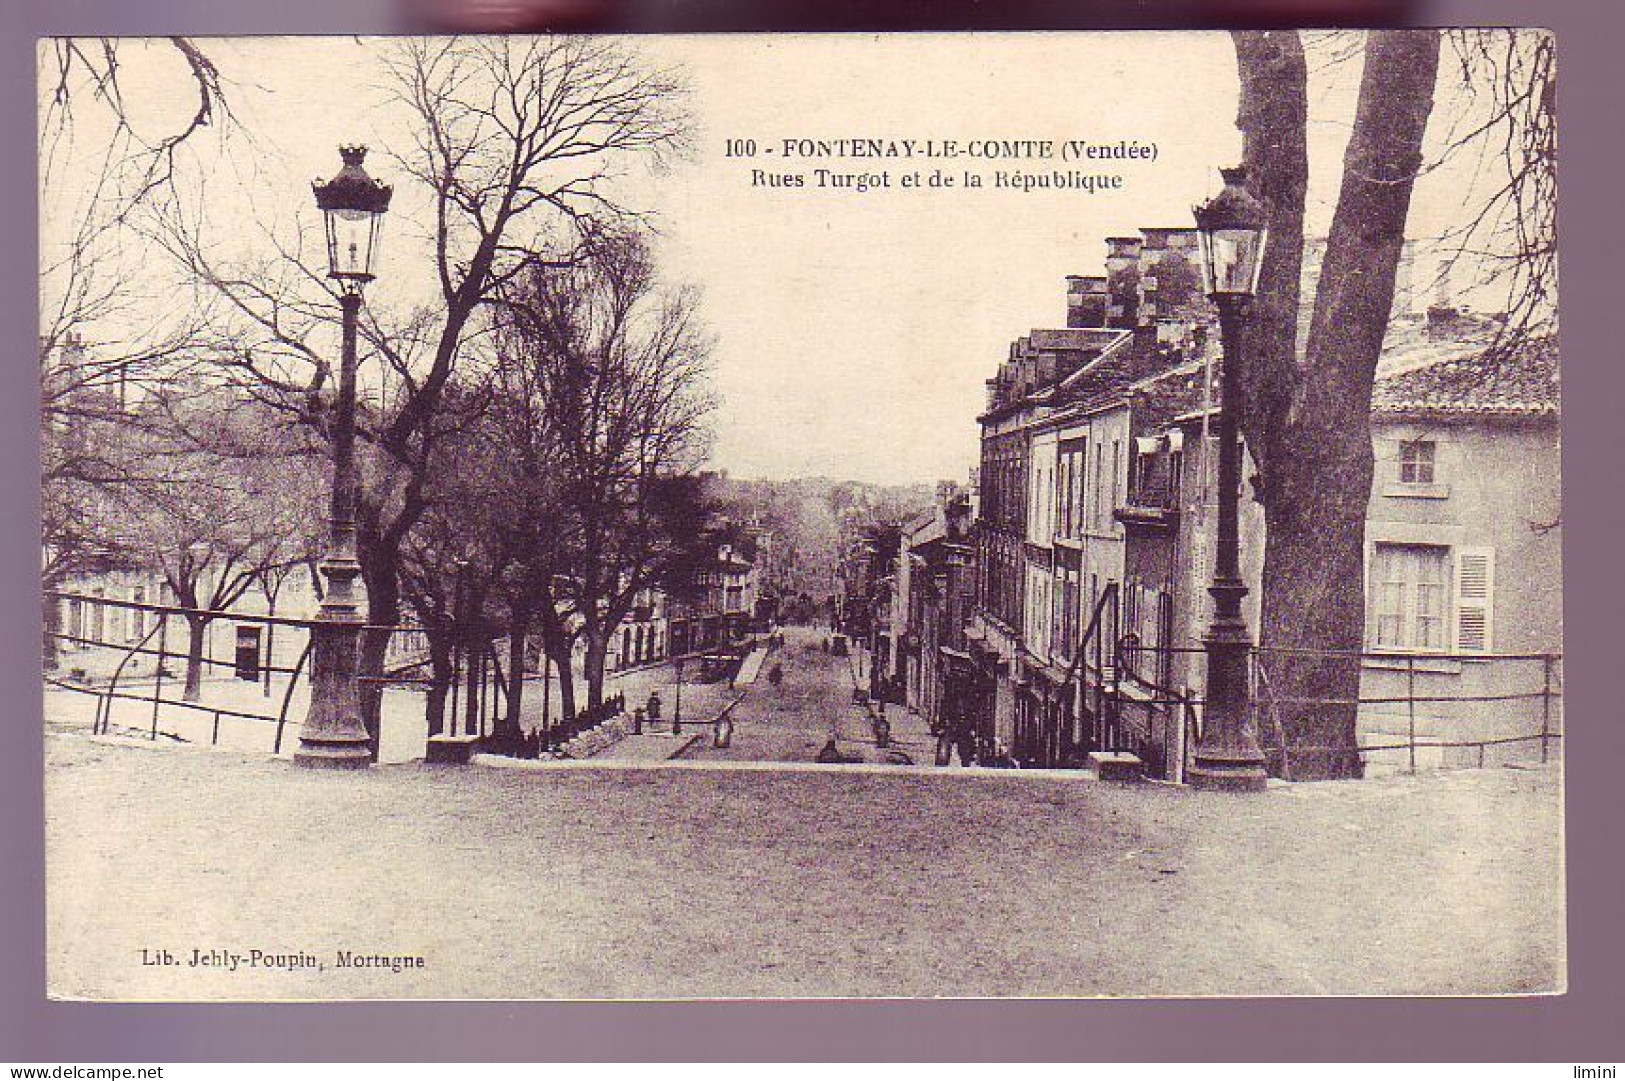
(150, 614, 169, 741)
(273, 639, 313, 756)
(541, 651, 552, 749)
(1540, 655, 1553, 765)
(262, 623, 275, 698)
(448, 636, 462, 738)
(211, 711, 222, 747)
(1407, 654, 1417, 775)
(480, 645, 490, 735)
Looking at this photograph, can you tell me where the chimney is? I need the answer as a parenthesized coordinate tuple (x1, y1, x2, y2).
(1137, 228, 1204, 329)
(62, 331, 86, 370)
(1426, 304, 1462, 341)
(1105, 237, 1142, 328)
(1431, 254, 1454, 313)
(1066, 275, 1108, 328)
(1392, 239, 1415, 318)
(1034, 351, 1057, 388)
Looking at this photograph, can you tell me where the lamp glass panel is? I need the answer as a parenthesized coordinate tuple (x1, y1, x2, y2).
(1203, 226, 1266, 296)
(325, 207, 378, 279)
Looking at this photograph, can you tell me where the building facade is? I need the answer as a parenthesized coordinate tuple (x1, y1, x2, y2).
(1158, 320, 1561, 776)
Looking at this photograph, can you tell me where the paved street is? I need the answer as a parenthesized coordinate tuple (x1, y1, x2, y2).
(682, 626, 936, 765)
(46, 725, 1562, 1000)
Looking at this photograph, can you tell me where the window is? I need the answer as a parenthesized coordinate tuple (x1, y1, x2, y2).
(1369, 544, 1450, 651)
(1073, 445, 1086, 535)
(1055, 457, 1070, 539)
(1093, 442, 1105, 529)
(1058, 441, 1086, 539)
(1399, 439, 1436, 484)
(1110, 440, 1121, 517)
(128, 586, 146, 642)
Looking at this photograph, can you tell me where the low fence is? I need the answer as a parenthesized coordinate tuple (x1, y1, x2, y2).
(1113, 642, 1563, 781)
(43, 589, 431, 758)
(42, 590, 728, 761)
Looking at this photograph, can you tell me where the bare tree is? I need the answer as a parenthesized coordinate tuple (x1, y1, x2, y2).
(39, 37, 233, 439)
(492, 229, 715, 710)
(156, 36, 687, 750)
(39, 39, 230, 622)
(1434, 30, 1557, 356)
(115, 389, 325, 699)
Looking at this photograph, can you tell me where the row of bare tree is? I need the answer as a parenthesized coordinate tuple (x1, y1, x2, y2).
(41, 38, 719, 743)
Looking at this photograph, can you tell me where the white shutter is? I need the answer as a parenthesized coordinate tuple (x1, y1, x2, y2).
(1454, 547, 1495, 653)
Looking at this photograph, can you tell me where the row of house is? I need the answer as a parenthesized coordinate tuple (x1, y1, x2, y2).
(879, 229, 1561, 779)
(52, 531, 766, 692)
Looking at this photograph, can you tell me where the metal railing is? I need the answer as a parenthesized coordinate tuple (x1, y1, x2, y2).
(44, 589, 423, 756)
(1113, 642, 1564, 781)
(43, 589, 714, 761)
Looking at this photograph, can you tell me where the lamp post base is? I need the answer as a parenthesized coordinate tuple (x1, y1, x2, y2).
(293, 741, 373, 769)
(1188, 753, 1269, 791)
(295, 592, 373, 769)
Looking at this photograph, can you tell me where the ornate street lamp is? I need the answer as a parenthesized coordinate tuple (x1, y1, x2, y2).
(1188, 166, 1270, 792)
(295, 146, 392, 769)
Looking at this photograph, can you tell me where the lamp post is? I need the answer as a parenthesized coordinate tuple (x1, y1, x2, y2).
(1188, 166, 1270, 792)
(673, 656, 684, 734)
(295, 146, 392, 769)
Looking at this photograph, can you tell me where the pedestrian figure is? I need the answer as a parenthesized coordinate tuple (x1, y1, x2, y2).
(768, 663, 783, 688)
(953, 719, 977, 768)
(646, 691, 662, 721)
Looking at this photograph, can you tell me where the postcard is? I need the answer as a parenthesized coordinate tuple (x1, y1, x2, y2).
(39, 30, 1562, 1000)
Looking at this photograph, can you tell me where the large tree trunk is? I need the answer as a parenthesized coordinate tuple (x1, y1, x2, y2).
(1234, 30, 1440, 779)
(183, 614, 208, 702)
(424, 626, 454, 738)
(498, 608, 530, 737)
(548, 636, 577, 724)
(583, 625, 609, 710)
(462, 637, 485, 737)
(42, 586, 61, 672)
(356, 546, 401, 760)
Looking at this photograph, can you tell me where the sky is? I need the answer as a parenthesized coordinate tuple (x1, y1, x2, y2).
(40, 32, 1520, 487)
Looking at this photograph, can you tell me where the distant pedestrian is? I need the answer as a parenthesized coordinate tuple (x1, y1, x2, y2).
(952, 719, 976, 767)
(768, 663, 783, 688)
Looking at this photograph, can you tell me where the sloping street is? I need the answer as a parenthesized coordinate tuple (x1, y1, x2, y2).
(46, 727, 1562, 1001)
(681, 627, 936, 765)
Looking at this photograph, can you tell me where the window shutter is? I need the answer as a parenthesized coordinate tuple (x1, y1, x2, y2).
(1454, 547, 1495, 653)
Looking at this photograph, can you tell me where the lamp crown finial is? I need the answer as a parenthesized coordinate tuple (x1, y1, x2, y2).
(339, 145, 369, 166)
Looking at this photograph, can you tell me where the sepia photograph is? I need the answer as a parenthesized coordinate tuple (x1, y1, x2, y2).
(37, 29, 1562, 1001)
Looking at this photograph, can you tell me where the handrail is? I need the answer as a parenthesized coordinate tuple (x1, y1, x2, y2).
(46, 589, 424, 635)
(1058, 581, 1119, 693)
